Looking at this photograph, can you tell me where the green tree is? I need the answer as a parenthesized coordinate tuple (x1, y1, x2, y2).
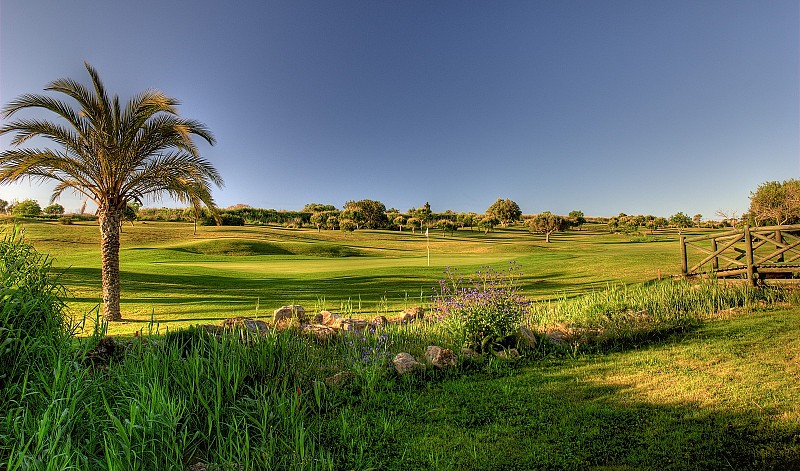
(406, 217, 421, 234)
(669, 212, 693, 234)
(302, 203, 337, 213)
(527, 211, 567, 243)
(393, 215, 406, 231)
(486, 198, 522, 226)
(340, 219, 357, 232)
(310, 212, 326, 232)
(0, 63, 222, 321)
(568, 210, 586, 230)
(436, 218, 457, 236)
(478, 215, 499, 234)
(43, 203, 65, 216)
(12, 199, 41, 216)
(343, 199, 388, 229)
(749, 179, 800, 226)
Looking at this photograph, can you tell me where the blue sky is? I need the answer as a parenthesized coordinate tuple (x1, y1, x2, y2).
(1, 1, 797, 218)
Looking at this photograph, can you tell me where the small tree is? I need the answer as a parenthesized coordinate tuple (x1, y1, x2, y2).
(436, 218, 457, 236)
(486, 198, 522, 227)
(43, 203, 65, 216)
(669, 212, 693, 234)
(478, 215, 499, 234)
(343, 199, 388, 229)
(340, 219, 357, 233)
(527, 211, 567, 243)
(406, 217, 421, 234)
(693, 213, 703, 227)
(12, 199, 41, 217)
(310, 212, 326, 232)
(393, 215, 406, 231)
(748, 179, 800, 226)
(568, 210, 586, 230)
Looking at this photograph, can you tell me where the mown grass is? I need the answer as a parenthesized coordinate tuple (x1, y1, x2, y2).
(11, 220, 681, 336)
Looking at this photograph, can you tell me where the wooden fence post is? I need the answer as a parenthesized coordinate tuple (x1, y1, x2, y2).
(680, 235, 688, 275)
(711, 238, 719, 271)
(775, 229, 784, 262)
(744, 225, 756, 285)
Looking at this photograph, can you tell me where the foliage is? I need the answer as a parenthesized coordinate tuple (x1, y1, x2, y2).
(200, 213, 244, 226)
(343, 199, 388, 229)
(0, 62, 222, 321)
(43, 203, 65, 216)
(0, 198, 7, 213)
(477, 215, 498, 233)
(433, 264, 528, 352)
(406, 217, 421, 233)
(568, 210, 586, 229)
(749, 179, 800, 225)
(486, 198, 522, 226)
(340, 219, 357, 232)
(11, 199, 41, 217)
(303, 203, 338, 213)
(435, 218, 457, 236)
(526, 211, 567, 242)
(58, 216, 74, 225)
(669, 212, 693, 233)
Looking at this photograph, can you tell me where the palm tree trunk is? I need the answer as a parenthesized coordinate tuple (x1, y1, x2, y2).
(99, 208, 123, 321)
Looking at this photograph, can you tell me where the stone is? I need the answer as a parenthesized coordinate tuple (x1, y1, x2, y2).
(340, 318, 368, 332)
(324, 371, 355, 388)
(516, 326, 538, 350)
(402, 306, 425, 321)
(220, 317, 269, 333)
(273, 305, 306, 323)
(424, 345, 458, 369)
(311, 313, 324, 324)
(84, 336, 125, 369)
(494, 348, 520, 360)
(392, 352, 424, 375)
(372, 315, 389, 325)
(320, 310, 341, 327)
(302, 324, 337, 340)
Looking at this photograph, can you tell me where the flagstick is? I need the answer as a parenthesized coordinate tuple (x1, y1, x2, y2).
(426, 226, 430, 266)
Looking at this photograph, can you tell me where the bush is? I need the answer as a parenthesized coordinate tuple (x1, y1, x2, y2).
(0, 229, 70, 385)
(58, 216, 74, 225)
(433, 263, 528, 353)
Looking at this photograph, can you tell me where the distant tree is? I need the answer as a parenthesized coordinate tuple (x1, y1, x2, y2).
(478, 215, 499, 234)
(343, 199, 388, 229)
(12, 199, 41, 216)
(645, 216, 668, 234)
(436, 218, 457, 236)
(693, 213, 703, 227)
(748, 179, 800, 226)
(406, 217, 421, 234)
(325, 215, 339, 230)
(527, 211, 567, 243)
(607, 216, 619, 233)
(486, 198, 522, 226)
(669, 212, 693, 233)
(303, 203, 337, 213)
(393, 215, 406, 231)
(122, 203, 139, 227)
(715, 209, 739, 229)
(310, 212, 326, 232)
(43, 203, 65, 216)
(409, 202, 433, 228)
(0, 199, 8, 213)
(568, 210, 586, 230)
(340, 219, 357, 233)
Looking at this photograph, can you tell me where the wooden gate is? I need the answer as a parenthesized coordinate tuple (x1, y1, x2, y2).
(680, 224, 800, 284)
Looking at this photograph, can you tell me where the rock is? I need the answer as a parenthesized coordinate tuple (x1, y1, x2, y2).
(460, 347, 480, 358)
(220, 317, 269, 333)
(311, 313, 324, 324)
(340, 318, 368, 332)
(516, 326, 538, 350)
(324, 371, 355, 388)
(402, 306, 425, 321)
(424, 346, 458, 369)
(372, 315, 389, 326)
(302, 324, 337, 340)
(273, 305, 306, 323)
(392, 352, 424, 375)
(84, 336, 125, 369)
(494, 348, 520, 360)
(320, 310, 341, 327)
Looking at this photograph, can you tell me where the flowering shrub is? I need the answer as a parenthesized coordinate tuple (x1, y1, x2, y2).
(433, 263, 528, 352)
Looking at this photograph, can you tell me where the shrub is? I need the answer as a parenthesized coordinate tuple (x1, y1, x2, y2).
(58, 216, 74, 225)
(433, 263, 528, 352)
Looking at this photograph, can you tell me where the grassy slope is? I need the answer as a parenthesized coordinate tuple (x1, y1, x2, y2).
(342, 308, 800, 470)
(14, 220, 681, 335)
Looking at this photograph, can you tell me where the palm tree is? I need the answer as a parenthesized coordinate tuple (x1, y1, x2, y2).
(0, 62, 223, 321)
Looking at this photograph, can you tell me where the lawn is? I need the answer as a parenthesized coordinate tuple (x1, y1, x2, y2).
(13, 220, 682, 335)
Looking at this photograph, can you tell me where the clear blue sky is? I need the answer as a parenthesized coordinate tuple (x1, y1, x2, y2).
(1, 1, 798, 218)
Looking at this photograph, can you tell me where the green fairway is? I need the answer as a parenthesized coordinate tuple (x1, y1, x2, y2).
(14, 220, 687, 335)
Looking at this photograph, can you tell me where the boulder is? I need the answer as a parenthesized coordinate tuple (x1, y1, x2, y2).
(302, 324, 337, 340)
(392, 352, 424, 375)
(372, 315, 389, 326)
(494, 348, 520, 360)
(324, 371, 355, 388)
(273, 305, 306, 323)
(320, 310, 341, 327)
(516, 326, 538, 350)
(402, 306, 425, 321)
(424, 346, 457, 369)
(220, 317, 270, 333)
(340, 318, 369, 332)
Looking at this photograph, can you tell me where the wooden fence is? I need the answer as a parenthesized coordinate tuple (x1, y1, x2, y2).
(680, 224, 800, 284)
